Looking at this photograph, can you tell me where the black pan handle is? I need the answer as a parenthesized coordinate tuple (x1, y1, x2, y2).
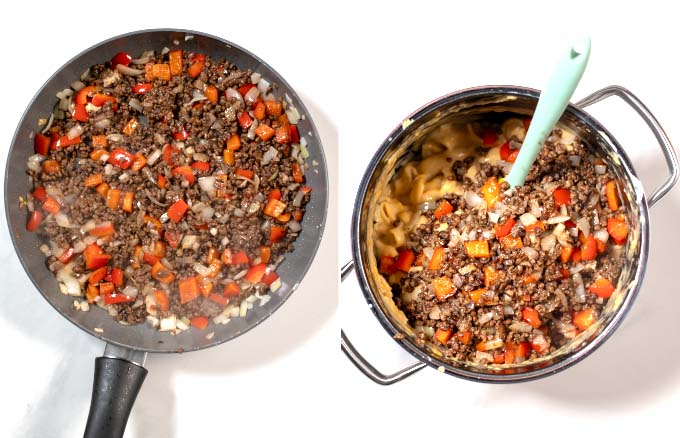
(84, 344, 148, 438)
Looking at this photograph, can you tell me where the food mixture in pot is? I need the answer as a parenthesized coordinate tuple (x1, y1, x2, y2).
(374, 117, 629, 365)
(24, 49, 312, 333)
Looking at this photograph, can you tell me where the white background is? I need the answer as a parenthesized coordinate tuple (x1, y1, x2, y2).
(338, 2, 680, 438)
(2, 1, 680, 438)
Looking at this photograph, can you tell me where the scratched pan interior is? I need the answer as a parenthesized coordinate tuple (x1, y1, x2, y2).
(5, 29, 328, 353)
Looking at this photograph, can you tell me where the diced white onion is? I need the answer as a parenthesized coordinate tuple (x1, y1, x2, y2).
(540, 234, 557, 252)
(129, 98, 143, 113)
(285, 105, 301, 124)
(488, 212, 500, 223)
(545, 215, 570, 224)
(576, 217, 591, 237)
(594, 229, 609, 243)
(509, 321, 534, 333)
(522, 247, 539, 260)
(116, 64, 144, 76)
(198, 176, 216, 196)
(262, 146, 279, 165)
(519, 213, 537, 226)
(147, 149, 161, 166)
(67, 124, 84, 140)
(250, 72, 261, 84)
(225, 88, 244, 105)
(27, 154, 46, 171)
(239, 300, 248, 317)
(573, 273, 586, 303)
(595, 164, 607, 175)
(464, 191, 484, 209)
(244, 86, 260, 105)
(478, 311, 496, 325)
(292, 190, 305, 208)
(257, 78, 270, 94)
(181, 235, 198, 249)
(107, 133, 124, 143)
(568, 155, 581, 166)
(122, 286, 139, 298)
(159, 315, 177, 331)
(55, 212, 71, 227)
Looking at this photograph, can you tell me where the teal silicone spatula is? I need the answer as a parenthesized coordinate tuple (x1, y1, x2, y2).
(505, 37, 592, 188)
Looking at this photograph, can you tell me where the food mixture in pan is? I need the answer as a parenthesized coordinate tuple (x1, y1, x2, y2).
(24, 49, 313, 333)
(374, 117, 629, 365)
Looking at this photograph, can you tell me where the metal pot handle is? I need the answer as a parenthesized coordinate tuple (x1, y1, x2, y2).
(576, 85, 679, 208)
(341, 260, 427, 385)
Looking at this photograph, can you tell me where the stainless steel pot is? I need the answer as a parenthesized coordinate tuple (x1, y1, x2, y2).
(342, 85, 678, 384)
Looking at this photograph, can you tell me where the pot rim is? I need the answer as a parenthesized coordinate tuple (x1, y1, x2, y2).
(350, 85, 650, 383)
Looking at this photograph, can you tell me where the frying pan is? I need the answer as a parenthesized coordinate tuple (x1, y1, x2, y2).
(5, 29, 328, 437)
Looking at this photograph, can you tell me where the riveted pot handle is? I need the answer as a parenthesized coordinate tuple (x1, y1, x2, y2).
(576, 85, 679, 208)
(341, 260, 427, 385)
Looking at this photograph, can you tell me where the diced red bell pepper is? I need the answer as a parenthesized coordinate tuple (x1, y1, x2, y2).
(481, 177, 500, 208)
(606, 180, 619, 212)
(483, 266, 499, 287)
(26, 210, 43, 232)
(265, 100, 282, 117)
(264, 198, 287, 218)
(172, 129, 190, 141)
(187, 54, 206, 78)
(169, 50, 183, 76)
(208, 293, 229, 307)
(275, 126, 291, 144)
(252, 100, 266, 120)
(292, 162, 304, 183)
(83, 243, 111, 271)
(522, 307, 541, 328)
(151, 261, 175, 284)
(108, 148, 134, 169)
(573, 308, 597, 331)
(56, 246, 75, 264)
(589, 277, 615, 298)
(223, 281, 241, 297)
(122, 118, 139, 136)
(433, 200, 453, 219)
(153, 290, 170, 311)
(255, 124, 276, 141)
(289, 125, 300, 144)
(90, 221, 115, 238)
(434, 328, 453, 345)
(162, 144, 180, 167)
(433, 276, 455, 301)
(465, 240, 490, 258)
(106, 189, 121, 210)
(495, 217, 515, 239)
(32, 186, 47, 202)
(226, 134, 241, 151)
(236, 169, 254, 179)
(178, 276, 200, 304)
(500, 142, 519, 163)
(581, 235, 598, 261)
(553, 188, 571, 207)
(75, 85, 98, 105)
(34, 133, 51, 156)
(41, 160, 60, 174)
(167, 199, 189, 223)
(204, 85, 218, 104)
(394, 249, 415, 272)
(190, 161, 210, 172)
(132, 83, 153, 94)
(607, 217, 629, 245)
(482, 128, 497, 146)
(42, 196, 61, 215)
(560, 245, 574, 263)
(104, 293, 135, 305)
(111, 52, 132, 68)
(190, 316, 209, 330)
(89, 267, 107, 285)
(172, 166, 195, 185)
(428, 247, 446, 270)
(270, 226, 287, 244)
(91, 94, 117, 107)
(238, 112, 253, 130)
(244, 263, 267, 283)
(262, 270, 279, 286)
(268, 189, 282, 201)
(73, 103, 88, 122)
(238, 83, 256, 97)
(109, 268, 124, 287)
(379, 255, 396, 275)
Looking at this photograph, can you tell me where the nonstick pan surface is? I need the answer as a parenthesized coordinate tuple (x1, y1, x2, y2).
(5, 29, 328, 353)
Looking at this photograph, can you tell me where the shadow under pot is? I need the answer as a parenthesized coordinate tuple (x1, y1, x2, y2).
(342, 85, 678, 384)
